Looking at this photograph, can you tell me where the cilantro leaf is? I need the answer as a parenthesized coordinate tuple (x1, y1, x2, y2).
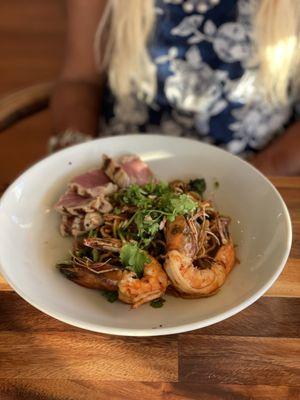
(101, 290, 118, 303)
(120, 243, 150, 278)
(150, 298, 166, 308)
(189, 178, 206, 196)
(119, 184, 152, 208)
(169, 194, 197, 216)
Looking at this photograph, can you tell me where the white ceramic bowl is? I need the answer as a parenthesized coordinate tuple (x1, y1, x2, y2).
(0, 135, 292, 336)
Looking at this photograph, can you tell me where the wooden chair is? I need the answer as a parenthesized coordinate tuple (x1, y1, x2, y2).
(0, 82, 54, 133)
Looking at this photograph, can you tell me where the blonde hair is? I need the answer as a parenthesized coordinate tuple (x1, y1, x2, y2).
(95, 0, 300, 106)
(255, 0, 300, 104)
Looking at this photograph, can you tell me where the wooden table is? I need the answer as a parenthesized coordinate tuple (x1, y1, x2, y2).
(0, 177, 299, 400)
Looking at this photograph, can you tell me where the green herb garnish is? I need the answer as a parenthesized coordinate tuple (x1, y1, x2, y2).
(150, 298, 165, 308)
(164, 194, 198, 219)
(101, 290, 118, 303)
(116, 181, 198, 276)
(189, 178, 206, 196)
(120, 242, 150, 278)
(117, 181, 197, 249)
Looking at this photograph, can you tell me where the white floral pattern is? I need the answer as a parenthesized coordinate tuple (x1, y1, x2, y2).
(213, 22, 251, 63)
(228, 101, 291, 153)
(165, 46, 223, 112)
(164, 0, 220, 13)
(102, 0, 295, 156)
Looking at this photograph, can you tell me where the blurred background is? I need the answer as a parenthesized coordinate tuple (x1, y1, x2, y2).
(0, 0, 65, 192)
(1, 1, 299, 186)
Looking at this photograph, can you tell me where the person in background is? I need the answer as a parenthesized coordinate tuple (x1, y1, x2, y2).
(50, 0, 300, 175)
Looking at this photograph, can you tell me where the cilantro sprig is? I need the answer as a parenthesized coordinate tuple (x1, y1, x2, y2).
(115, 181, 198, 277)
(120, 242, 150, 278)
(116, 181, 197, 249)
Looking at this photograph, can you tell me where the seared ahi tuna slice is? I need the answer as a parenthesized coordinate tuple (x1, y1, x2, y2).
(55, 191, 93, 215)
(54, 190, 113, 216)
(69, 168, 117, 197)
(102, 154, 154, 187)
(121, 155, 154, 185)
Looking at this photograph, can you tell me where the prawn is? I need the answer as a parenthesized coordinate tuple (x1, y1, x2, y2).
(165, 215, 235, 297)
(118, 256, 168, 308)
(84, 237, 168, 308)
(58, 261, 122, 291)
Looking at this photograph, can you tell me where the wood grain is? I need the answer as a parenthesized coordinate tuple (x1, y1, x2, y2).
(180, 335, 300, 385)
(0, 331, 178, 381)
(0, 381, 299, 400)
(1, 293, 299, 337)
(266, 258, 300, 297)
(187, 297, 300, 338)
(275, 188, 300, 222)
(291, 223, 300, 259)
(0, 292, 299, 397)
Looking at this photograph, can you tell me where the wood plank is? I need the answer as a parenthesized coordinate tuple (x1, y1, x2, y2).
(0, 381, 299, 400)
(291, 222, 300, 259)
(0, 331, 178, 381)
(183, 297, 300, 338)
(276, 187, 300, 222)
(1, 293, 299, 338)
(179, 335, 300, 385)
(0, 292, 81, 332)
(266, 258, 300, 297)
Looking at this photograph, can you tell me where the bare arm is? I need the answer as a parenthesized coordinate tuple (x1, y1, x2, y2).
(251, 121, 300, 176)
(50, 0, 107, 138)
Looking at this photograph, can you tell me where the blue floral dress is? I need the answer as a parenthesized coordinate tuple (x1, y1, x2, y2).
(102, 0, 295, 157)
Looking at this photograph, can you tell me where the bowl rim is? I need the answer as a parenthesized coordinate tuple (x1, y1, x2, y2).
(0, 134, 293, 336)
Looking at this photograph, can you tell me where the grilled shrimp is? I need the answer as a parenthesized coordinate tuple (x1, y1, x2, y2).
(84, 237, 168, 308)
(118, 256, 168, 308)
(58, 262, 122, 291)
(165, 215, 235, 297)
